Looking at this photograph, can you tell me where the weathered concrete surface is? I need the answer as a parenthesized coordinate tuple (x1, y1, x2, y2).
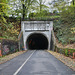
(20, 21, 53, 50)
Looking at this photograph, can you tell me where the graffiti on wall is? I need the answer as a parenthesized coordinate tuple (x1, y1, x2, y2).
(2, 45, 9, 55)
(1, 39, 19, 55)
(0, 43, 1, 50)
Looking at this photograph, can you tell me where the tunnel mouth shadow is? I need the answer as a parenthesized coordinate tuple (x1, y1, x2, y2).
(26, 33, 48, 50)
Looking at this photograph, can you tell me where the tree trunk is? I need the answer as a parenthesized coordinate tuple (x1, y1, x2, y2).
(40, 2, 42, 13)
(22, 4, 26, 20)
(73, 0, 74, 5)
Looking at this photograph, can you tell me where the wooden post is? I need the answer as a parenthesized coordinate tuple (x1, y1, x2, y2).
(0, 50, 2, 56)
(73, 52, 75, 59)
(0, 43, 2, 56)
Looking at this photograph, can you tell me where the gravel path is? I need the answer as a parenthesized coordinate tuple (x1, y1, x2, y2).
(47, 50, 75, 71)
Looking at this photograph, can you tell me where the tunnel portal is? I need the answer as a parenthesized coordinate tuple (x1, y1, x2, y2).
(26, 33, 48, 50)
(19, 21, 54, 50)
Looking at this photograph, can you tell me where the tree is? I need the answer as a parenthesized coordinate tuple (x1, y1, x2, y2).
(8, 0, 49, 19)
(32, 0, 49, 13)
(73, 0, 75, 5)
(8, 0, 22, 18)
(0, 0, 10, 36)
(48, 0, 71, 13)
(53, 0, 75, 44)
(0, 0, 9, 23)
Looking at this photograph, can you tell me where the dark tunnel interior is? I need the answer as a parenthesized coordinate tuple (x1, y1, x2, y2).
(26, 33, 48, 50)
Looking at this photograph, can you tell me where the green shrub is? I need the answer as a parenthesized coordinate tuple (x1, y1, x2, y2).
(55, 46, 75, 57)
(53, 19, 75, 44)
(64, 49, 68, 56)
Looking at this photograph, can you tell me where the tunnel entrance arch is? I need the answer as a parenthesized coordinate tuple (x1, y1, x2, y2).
(19, 21, 55, 50)
(26, 33, 48, 50)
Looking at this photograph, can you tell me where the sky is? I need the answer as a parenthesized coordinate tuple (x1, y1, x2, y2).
(44, 0, 73, 8)
(45, 0, 72, 5)
(44, 0, 72, 12)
